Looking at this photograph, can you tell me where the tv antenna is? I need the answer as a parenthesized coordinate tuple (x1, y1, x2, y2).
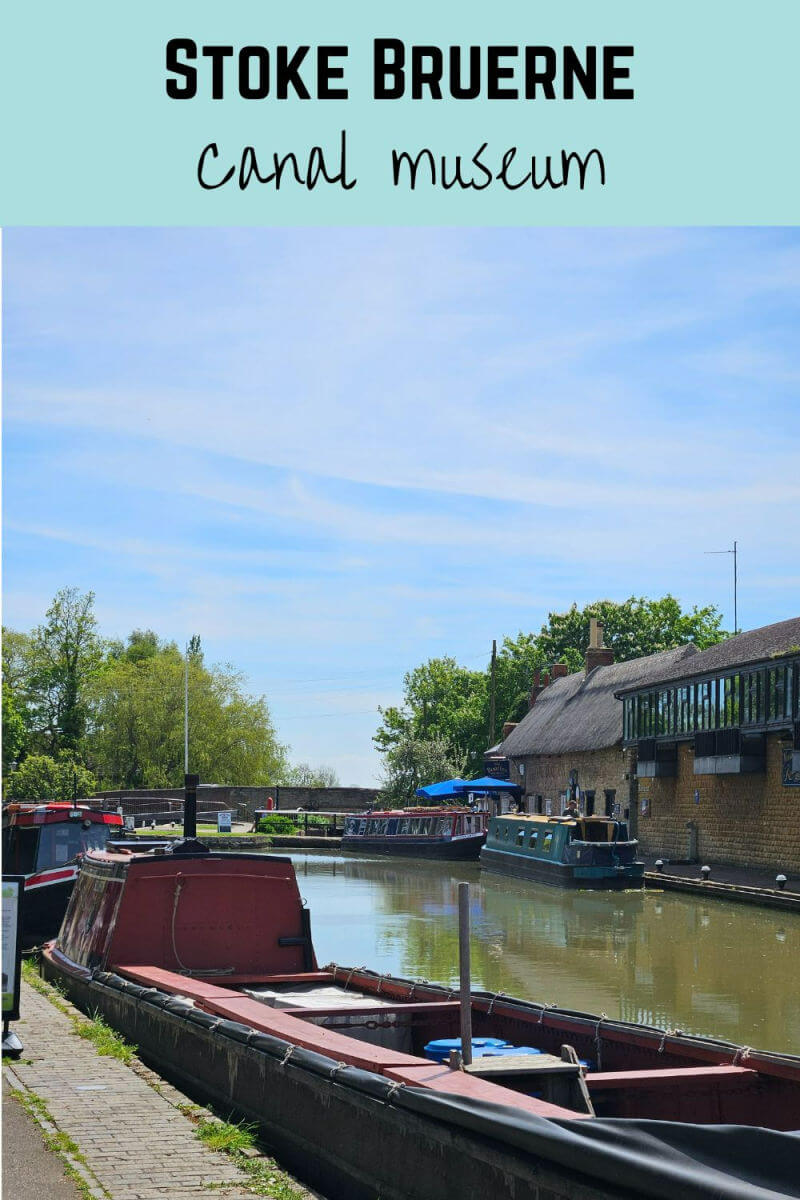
(704, 540, 738, 634)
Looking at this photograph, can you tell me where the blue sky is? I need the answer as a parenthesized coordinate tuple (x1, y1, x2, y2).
(3, 227, 799, 785)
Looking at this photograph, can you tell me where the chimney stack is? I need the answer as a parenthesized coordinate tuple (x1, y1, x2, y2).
(529, 668, 551, 709)
(586, 618, 614, 674)
(551, 662, 569, 680)
(501, 721, 518, 739)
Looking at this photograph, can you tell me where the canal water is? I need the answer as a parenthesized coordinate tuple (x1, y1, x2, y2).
(289, 852, 800, 1056)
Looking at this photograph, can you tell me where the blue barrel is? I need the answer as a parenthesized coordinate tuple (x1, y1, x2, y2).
(423, 1037, 508, 1063)
(480, 1045, 543, 1058)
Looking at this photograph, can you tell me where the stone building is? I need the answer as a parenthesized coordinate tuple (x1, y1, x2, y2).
(617, 617, 800, 872)
(499, 620, 698, 823)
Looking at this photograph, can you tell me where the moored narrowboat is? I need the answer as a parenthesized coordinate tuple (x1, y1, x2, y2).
(342, 806, 487, 859)
(481, 813, 644, 888)
(2, 801, 124, 940)
(39, 837, 800, 1200)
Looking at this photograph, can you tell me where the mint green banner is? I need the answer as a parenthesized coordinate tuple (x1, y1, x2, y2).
(1, 1, 798, 224)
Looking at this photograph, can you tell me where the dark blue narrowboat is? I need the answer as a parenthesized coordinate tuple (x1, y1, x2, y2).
(342, 807, 487, 859)
(481, 814, 644, 889)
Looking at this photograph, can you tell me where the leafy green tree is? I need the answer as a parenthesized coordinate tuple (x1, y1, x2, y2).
(375, 595, 729, 773)
(5, 752, 97, 802)
(283, 763, 340, 787)
(88, 638, 288, 788)
(2, 687, 27, 778)
(375, 657, 487, 774)
(380, 733, 466, 808)
(25, 588, 103, 755)
(537, 596, 727, 667)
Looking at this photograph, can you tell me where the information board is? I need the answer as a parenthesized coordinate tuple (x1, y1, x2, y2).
(217, 811, 233, 834)
(2, 876, 25, 1024)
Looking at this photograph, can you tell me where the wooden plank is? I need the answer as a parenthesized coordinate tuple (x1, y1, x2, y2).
(587, 1066, 760, 1092)
(466, 1054, 580, 1078)
(382, 1062, 588, 1120)
(281, 1001, 461, 1019)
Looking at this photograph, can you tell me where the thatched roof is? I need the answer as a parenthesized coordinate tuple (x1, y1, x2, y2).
(615, 617, 800, 693)
(500, 644, 698, 757)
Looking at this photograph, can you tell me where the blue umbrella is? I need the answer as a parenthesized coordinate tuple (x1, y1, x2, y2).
(414, 778, 470, 799)
(453, 776, 521, 793)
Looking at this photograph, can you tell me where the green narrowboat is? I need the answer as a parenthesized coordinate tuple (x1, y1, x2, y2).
(480, 814, 644, 889)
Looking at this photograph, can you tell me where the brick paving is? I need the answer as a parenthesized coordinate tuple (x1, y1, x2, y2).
(7, 979, 313, 1200)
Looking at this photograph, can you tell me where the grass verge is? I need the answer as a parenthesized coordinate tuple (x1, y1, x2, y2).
(21, 958, 137, 1063)
(179, 1106, 308, 1199)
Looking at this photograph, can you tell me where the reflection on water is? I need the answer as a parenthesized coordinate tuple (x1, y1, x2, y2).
(289, 852, 800, 1055)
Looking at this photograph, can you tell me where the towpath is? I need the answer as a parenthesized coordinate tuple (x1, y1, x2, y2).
(4, 975, 321, 1200)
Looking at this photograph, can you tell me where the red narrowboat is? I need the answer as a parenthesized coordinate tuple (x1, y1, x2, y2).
(3, 801, 124, 941)
(40, 838, 800, 1200)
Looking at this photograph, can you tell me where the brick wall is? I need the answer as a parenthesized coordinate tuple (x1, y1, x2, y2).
(637, 734, 799, 871)
(93, 784, 380, 821)
(509, 745, 630, 815)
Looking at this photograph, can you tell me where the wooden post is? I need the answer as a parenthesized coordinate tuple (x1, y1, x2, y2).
(458, 882, 473, 1066)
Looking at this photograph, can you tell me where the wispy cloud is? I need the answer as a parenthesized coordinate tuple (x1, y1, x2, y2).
(4, 227, 799, 782)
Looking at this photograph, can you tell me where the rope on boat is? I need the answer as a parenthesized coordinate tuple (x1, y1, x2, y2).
(343, 966, 366, 991)
(329, 1061, 348, 1079)
(594, 1013, 607, 1071)
(280, 1045, 296, 1067)
(538, 1002, 558, 1024)
(487, 991, 506, 1016)
(732, 1045, 752, 1065)
(170, 877, 235, 977)
(376, 975, 385, 995)
(385, 1082, 406, 1104)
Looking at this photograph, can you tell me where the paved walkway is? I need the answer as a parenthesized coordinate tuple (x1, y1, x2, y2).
(5, 979, 317, 1200)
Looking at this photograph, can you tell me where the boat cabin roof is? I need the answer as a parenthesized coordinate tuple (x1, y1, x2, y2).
(352, 806, 477, 818)
(5, 802, 123, 827)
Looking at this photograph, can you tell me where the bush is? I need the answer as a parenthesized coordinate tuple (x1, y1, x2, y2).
(256, 814, 298, 835)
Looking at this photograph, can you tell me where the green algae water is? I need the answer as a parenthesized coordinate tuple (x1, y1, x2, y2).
(289, 852, 800, 1055)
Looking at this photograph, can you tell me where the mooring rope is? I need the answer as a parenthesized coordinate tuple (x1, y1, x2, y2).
(170, 877, 234, 976)
(594, 1012, 607, 1071)
(329, 1061, 348, 1079)
(732, 1045, 752, 1066)
(280, 1045, 296, 1067)
(385, 1081, 406, 1103)
(487, 991, 506, 1016)
(538, 1002, 558, 1024)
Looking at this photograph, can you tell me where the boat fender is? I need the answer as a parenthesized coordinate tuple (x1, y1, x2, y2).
(185, 1007, 221, 1030)
(343, 964, 367, 991)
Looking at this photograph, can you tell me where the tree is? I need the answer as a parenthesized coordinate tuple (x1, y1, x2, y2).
(88, 638, 288, 788)
(25, 588, 103, 755)
(380, 734, 466, 808)
(284, 763, 340, 787)
(5, 752, 97, 802)
(537, 596, 727, 667)
(374, 595, 729, 774)
(2, 687, 27, 777)
(374, 657, 487, 774)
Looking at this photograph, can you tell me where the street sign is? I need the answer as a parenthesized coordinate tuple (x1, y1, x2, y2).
(3, 875, 25, 1056)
